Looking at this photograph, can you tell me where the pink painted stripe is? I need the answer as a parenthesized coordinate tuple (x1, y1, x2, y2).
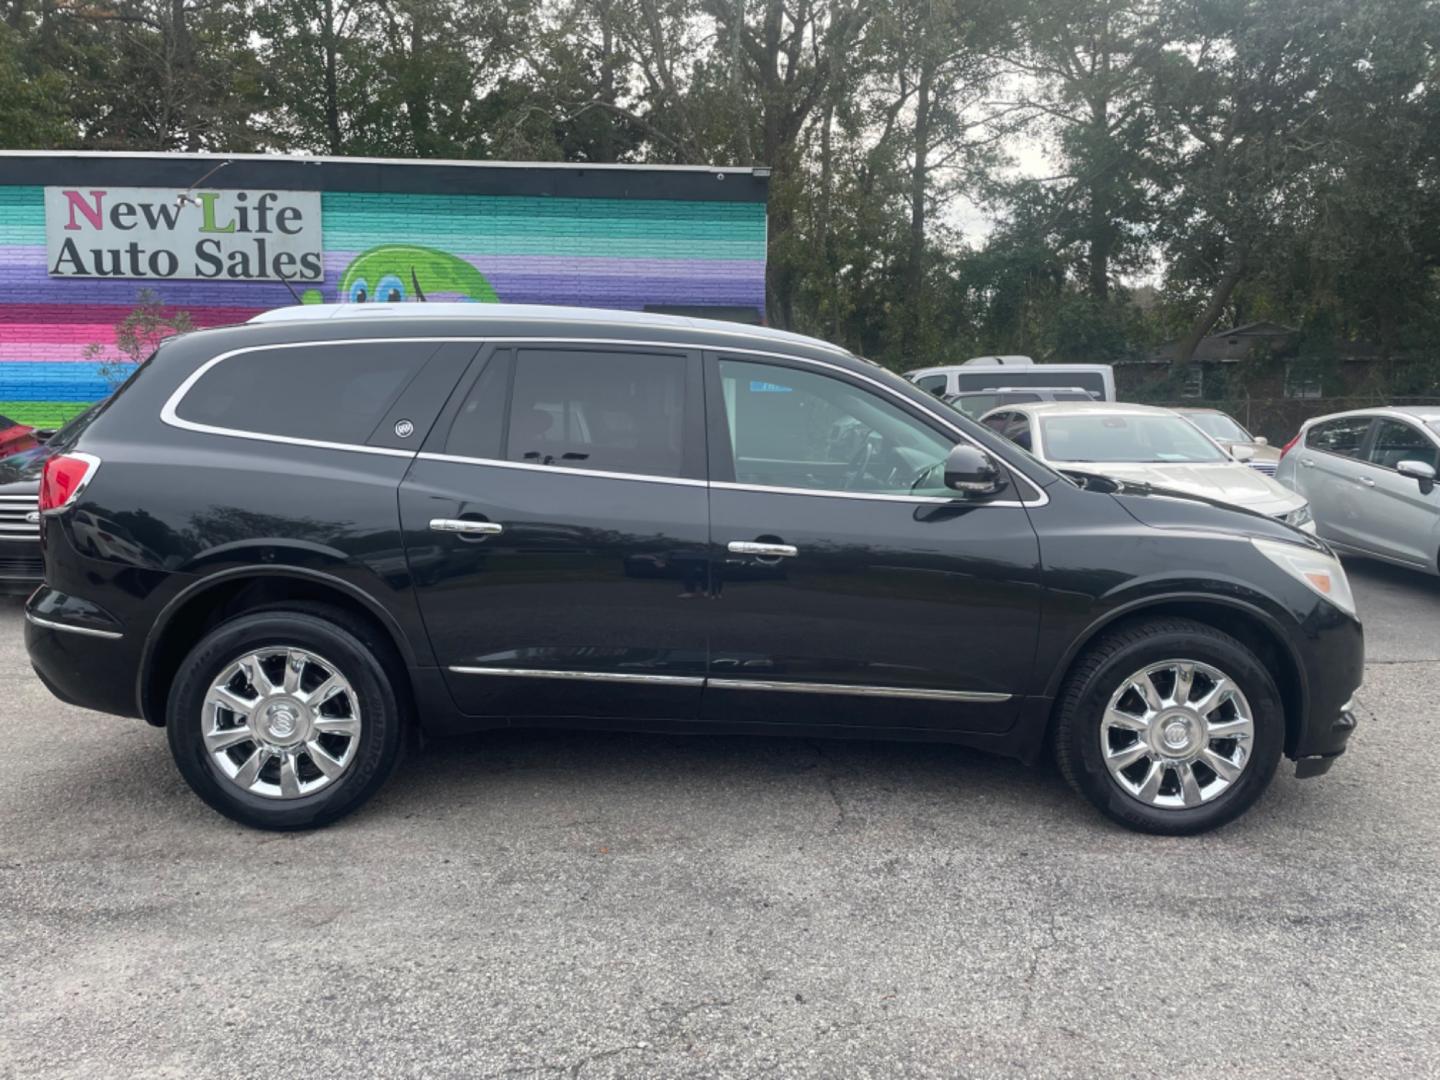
(2, 323, 127, 345)
(0, 343, 124, 362)
(0, 305, 266, 327)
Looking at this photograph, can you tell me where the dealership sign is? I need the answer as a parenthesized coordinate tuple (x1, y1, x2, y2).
(45, 186, 324, 282)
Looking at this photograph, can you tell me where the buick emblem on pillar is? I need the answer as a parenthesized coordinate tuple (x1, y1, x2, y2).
(394, 419, 415, 439)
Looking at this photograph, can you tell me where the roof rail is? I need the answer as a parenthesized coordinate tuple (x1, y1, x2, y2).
(247, 303, 854, 358)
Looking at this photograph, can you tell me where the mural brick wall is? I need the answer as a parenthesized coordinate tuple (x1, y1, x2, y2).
(0, 154, 770, 429)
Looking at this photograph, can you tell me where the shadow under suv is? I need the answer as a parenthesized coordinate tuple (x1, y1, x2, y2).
(26, 304, 1362, 833)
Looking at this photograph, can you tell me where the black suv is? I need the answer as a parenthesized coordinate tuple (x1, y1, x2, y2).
(26, 304, 1362, 833)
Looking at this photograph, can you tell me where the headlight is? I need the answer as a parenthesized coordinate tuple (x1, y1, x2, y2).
(1251, 537, 1356, 617)
(1281, 503, 1313, 529)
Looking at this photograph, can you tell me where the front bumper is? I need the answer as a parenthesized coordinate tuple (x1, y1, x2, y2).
(1286, 597, 1364, 775)
(1294, 702, 1358, 778)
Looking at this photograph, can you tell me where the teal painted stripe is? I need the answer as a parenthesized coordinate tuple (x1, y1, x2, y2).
(0, 185, 44, 244)
(321, 196, 765, 257)
(322, 191, 766, 222)
(0, 186, 767, 255)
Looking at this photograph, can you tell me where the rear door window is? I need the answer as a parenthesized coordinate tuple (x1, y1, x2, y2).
(505, 346, 696, 478)
(1305, 416, 1373, 459)
(174, 342, 433, 445)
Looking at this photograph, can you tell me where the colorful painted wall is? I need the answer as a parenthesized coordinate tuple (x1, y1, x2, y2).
(0, 154, 770, 429)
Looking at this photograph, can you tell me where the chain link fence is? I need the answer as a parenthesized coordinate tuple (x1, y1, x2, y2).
(1127, 395, 1440, 443)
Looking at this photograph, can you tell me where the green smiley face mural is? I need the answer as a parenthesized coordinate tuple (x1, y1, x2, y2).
(302, 244, 500, 305)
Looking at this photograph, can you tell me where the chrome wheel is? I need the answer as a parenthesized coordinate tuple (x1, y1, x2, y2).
(202, 647, 362, 800)
(1100, 659, 1254, 810)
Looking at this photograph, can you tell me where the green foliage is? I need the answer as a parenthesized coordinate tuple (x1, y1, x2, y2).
(5, 0, 1440, 392)
(83, 289, 194, 388)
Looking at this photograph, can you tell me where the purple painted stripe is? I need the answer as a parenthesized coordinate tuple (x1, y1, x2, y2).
(321, 251, 765, 279)
(5, 243, 766, 283)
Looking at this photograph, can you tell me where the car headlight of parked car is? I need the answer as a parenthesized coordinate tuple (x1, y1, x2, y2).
(1251, 537, 1356, 617)
(1281, 503, 1313, 529)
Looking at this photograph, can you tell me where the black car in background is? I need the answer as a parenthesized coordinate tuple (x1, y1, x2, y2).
(0, 404, 103, 596)
(25, 304, 1362, 834)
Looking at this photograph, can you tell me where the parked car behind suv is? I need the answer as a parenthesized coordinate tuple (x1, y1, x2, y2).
(27, 304, 1362, 834)
(981, 402, 1316, 533)
(1276, 406, 1440, 574)
(0, 403, 104, 596)
(944, 387, 1095, 420)
(1174, 407, 1282, 476)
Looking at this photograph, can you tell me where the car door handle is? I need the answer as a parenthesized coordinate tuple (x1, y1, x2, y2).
(1357, 476, 1376, 487)
(727, 540, 798, 558)
(1300, 458, 1315, 468)
(430, 518, 503, 536)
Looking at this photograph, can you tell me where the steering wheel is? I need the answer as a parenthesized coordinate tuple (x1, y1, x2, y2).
(845, 435, 877, 490)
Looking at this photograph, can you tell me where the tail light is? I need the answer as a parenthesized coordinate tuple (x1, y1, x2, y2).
(1279, 433, 1302, 458)
(39, 452, 101, 513)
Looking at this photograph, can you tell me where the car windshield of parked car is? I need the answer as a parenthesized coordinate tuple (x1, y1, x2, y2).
(1184, 412, 1251, 442)
(1040, 413, 1229, 464)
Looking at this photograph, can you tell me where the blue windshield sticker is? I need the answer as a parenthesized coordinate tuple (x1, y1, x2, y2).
(749, 380, 793, 393)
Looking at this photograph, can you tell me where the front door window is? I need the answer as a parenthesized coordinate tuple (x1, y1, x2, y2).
(717, 359, 956, 497)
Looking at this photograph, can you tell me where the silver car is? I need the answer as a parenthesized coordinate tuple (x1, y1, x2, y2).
(1275, 406, 1440, 574)
(1174, 408, 1282, 477)
(980, 401, 1316, 531)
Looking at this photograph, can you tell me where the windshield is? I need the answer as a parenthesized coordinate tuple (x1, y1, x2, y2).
(1184, 412, 1251, 442)
(1040, 413, 1229, 464)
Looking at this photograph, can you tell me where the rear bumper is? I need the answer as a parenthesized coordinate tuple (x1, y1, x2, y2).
(24, 588, 143, 719)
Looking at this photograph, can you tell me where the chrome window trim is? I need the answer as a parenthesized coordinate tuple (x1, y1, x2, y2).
(25, 612, 123, 640)
(446, 666, 1011, 702)
(418, 451, 708, 488)
(159, 336, 1048, 506)
(448, 666, 704, 687)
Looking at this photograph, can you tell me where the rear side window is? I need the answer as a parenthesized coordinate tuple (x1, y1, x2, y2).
(1306, 416, 1372, 458)
(174, 343, 427, 445)
(506, 347, 690, 477)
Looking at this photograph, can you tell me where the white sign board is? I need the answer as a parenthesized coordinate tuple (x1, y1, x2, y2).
(45, 186, 324, 282)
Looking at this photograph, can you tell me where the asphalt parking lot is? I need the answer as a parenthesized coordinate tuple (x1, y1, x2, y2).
(2, 559, 1438, 1079)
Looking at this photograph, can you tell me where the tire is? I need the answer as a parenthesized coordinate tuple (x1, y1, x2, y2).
(1053, 617, 1284, 835)
(166, 605, 405, 830)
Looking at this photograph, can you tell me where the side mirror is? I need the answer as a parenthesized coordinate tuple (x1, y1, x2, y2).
(944, 444, 1007, 497)
(1254, 436, 1269, 447)
(1397, 460, 1437, 493)
(1231, 444, 1256, 462)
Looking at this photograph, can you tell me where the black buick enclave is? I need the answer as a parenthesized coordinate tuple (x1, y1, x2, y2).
(25, 304, 1362, 833)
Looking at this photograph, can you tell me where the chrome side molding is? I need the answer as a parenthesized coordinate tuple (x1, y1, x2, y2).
(447, 666, 704, 687)
(25, 612, 124, 640)
(446, 665, 1011, 702)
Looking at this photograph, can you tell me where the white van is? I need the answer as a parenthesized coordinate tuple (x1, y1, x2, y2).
(905, 356, 1116, 402)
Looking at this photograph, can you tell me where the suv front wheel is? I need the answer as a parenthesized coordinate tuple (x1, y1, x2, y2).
(1053, 617, 1285, 835)
(166, 607, 404, 830)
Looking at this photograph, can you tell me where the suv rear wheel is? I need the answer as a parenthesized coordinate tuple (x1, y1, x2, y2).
(166, 607, 404, 830)
(1053, 617, 1284, 835)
